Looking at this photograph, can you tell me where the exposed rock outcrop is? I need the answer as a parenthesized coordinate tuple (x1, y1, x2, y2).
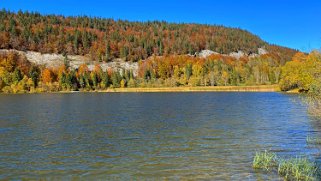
(196, 48, 268, 59)
(0, 49, 139, 76)
(229, 51, 246, 59)
(198, 50, 219, 58)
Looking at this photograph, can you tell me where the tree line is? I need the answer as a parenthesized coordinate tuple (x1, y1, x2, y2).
(0, 49, 306, 93)
(0, 50, 320, 93)
(138, 53, 283, 87)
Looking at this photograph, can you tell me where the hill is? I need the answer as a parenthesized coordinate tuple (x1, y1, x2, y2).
(0, 9, 297, 63)
(0, 9, 302, 93)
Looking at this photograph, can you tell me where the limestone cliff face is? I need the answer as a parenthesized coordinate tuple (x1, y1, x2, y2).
(0, 49, 139, 76)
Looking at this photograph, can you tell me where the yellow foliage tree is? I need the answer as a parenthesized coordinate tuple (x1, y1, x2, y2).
(222, 71, 229, 86)
(280, 51, 321, 91)
(120, 79, 126, 88)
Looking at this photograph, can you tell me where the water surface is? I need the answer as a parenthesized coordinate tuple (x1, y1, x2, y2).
(0, 92, 320, 180)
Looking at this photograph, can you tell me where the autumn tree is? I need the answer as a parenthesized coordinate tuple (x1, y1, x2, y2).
(42, 68, 53, 84)
(279, 51, 321, 91)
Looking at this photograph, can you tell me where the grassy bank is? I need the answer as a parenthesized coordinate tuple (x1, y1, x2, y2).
(102, 85, 279, 93)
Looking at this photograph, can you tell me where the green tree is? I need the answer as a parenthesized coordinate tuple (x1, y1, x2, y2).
(111, 71, 121, 88)
(101, 72, 109, 88)
(12, 68, 22, 84)
(105, 42, 111, 61)
(29, 66, 40, 88)
(185, 64, 192, 80)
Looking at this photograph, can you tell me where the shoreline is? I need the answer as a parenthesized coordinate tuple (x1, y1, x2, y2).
(0, 85, 282, 94)
(100, 85, 279, 93)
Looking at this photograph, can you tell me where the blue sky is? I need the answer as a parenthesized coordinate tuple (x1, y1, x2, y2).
(1, 0, 321, 52)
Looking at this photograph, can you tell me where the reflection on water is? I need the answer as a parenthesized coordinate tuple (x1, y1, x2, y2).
(0, 92, 320, 180)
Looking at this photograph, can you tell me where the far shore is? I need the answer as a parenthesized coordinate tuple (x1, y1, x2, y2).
(0, 85, 304, 94)
(99, 85, 280, 93)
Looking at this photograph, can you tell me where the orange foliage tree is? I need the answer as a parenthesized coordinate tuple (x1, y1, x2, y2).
(41, 68, 53, 84)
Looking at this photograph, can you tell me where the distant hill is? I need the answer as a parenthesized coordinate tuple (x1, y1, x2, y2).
(0, 9, 297, 63)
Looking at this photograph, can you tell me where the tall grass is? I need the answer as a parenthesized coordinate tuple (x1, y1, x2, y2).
(253, 151, 277, 171)
(253, 151, 319, 181)
(278, 157, 318, 181)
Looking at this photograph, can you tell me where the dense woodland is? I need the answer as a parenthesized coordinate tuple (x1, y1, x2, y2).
(1, 10, 320, 94)
(0, 9, 296, 62)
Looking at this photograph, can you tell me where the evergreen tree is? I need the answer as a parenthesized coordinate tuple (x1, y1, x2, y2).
(105, 41, 111, 61)
(111, 71, 121, 87)
(29, 66, 39, 88)
(12, 68, 22, 84)
(101, 72, 109, 88)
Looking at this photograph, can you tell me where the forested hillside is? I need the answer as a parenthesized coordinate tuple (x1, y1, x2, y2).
(0, 9, 304, 93)
(0, 9, 296, 62)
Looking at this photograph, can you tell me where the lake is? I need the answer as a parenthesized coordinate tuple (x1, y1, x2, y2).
(0, 92, 320, 180)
